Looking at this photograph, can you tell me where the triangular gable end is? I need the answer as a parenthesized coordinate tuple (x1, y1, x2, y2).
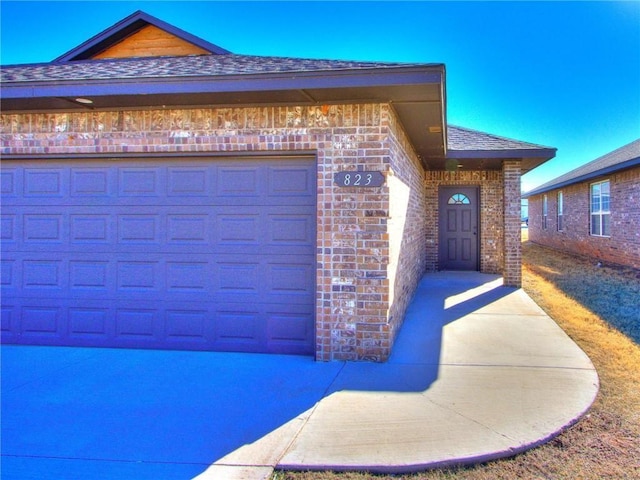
(54, 10, 230, 62)
(92, 24, 211, 59)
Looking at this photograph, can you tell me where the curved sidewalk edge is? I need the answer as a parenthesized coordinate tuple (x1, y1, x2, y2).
(277, 273, 599, 473)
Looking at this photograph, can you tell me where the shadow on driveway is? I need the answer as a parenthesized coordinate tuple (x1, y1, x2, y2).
(1, 273, 511, 479)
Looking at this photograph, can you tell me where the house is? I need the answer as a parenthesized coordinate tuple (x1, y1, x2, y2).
(524, 139, 640, 269)
(0, 11, 555, 361)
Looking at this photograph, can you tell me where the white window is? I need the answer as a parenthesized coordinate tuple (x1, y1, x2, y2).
(590, 180, 610, 237)
(557, 191, 564, 231)
(542, 194, 548, 230)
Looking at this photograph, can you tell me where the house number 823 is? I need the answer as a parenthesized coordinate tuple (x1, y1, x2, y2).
(334, 171, 385, 188)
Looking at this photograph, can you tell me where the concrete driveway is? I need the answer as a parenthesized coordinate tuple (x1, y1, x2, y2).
(1, 344, 345, 479)
(1, 272, 599, 479)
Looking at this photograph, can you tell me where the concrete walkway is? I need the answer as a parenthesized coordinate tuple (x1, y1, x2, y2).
(1, 273, 599, 480)
(199, 272, 599, 478)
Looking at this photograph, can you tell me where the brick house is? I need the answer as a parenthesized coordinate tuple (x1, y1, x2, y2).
(0, 11, 555, 361)
(524, 139, 640, 270)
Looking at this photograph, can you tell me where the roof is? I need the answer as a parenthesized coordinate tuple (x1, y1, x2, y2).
(447, 125, 555, 154)
(1, 57, 446, 163)
(1, 54, 440, 83)
(441, 125, 556, 173)
(523, 138, 640, 197)
(0, 11, 447, 162)
(53, 10, 230, 61)
(0, 10, 555, 170)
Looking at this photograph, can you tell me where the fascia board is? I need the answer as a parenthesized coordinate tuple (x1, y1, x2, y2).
(447, 148, 557, 160)
(0, 68, 444, 100)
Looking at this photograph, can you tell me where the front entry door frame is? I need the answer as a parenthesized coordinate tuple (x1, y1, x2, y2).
(438, 186, 480, 271)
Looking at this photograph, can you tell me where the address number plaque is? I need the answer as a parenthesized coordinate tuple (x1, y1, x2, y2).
(334, 171, 385, 188)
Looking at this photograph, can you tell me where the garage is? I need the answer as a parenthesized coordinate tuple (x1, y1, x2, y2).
(0, 155, 317, 355)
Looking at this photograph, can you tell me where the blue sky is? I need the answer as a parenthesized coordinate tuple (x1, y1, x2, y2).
(1, 1, 638, 191)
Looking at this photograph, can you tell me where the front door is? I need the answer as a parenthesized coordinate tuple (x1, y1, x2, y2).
(438, 186, 479, 270)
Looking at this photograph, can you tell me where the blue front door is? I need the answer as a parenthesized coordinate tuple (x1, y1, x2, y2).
(1, 156, 316, 355)
(438, 186, 479, 271)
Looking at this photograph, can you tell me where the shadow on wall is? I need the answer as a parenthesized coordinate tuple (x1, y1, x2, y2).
(0, 274, 512, 480)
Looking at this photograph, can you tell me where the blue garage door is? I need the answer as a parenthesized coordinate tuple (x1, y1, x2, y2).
(0, 156, 316, 355)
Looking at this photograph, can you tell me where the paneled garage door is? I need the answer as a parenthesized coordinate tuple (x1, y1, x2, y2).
(0, 156, 316, 355)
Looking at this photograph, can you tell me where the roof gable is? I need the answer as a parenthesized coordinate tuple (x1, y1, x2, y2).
(54, 10, 230, 62)
(92, 25, 212, 59)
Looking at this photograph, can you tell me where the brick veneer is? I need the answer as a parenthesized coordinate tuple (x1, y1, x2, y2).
(503, 160, 523, 287)
(528, 167, 640, 269)
(424, 160, 522, 287)
(425, 171, 504, 274)
(1, 103, 428, 361)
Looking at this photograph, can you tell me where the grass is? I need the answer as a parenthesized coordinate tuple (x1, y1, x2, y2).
(273, 235, 640, 480)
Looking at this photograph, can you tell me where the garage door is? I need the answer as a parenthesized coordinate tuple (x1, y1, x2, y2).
(0, 156, 316, 355)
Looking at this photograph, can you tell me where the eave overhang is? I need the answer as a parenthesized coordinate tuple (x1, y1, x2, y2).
(439, 148, 557, 173)
(0, 64, 447, 162)
(522, 156, 640, 198)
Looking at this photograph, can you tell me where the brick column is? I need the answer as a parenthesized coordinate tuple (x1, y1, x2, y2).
(503, 160, 522, 287)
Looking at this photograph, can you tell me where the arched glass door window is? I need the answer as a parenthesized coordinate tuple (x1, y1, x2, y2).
(447, 193, 471, 205)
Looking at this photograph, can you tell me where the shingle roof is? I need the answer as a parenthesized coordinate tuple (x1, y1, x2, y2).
(1, 54, 433, 83)
(0, 10, 451, 164)
(524, 138, 640, 197)
(0, 9, 557, 171)
(447, 125, 555, 154)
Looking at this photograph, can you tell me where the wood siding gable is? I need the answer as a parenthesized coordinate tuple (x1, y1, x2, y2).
(92, 25, 211, 59)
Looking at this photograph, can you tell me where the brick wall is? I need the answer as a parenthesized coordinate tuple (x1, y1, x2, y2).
(384, 108, 428, 357)
(0, 103, 427, 361)
(528, 167, 640, 269)
(425, 170, 505, 276)
(503, 160, 522, 286)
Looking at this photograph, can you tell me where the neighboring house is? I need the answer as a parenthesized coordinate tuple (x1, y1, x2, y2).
(524, 139, 640, 269)
(0, 11, 555, 361)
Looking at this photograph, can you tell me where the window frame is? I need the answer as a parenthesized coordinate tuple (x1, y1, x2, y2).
(542, 194, 548, 230)
(590, 180, 611, 237)
(557, 190, 564, 231)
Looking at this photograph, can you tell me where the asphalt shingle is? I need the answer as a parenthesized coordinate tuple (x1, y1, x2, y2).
(525, 138, 640, 196)
(1, 54, 434, 83)
(447, 125, 554, 152)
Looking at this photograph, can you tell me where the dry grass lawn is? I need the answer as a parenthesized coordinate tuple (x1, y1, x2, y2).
(273, 235, 640, 480)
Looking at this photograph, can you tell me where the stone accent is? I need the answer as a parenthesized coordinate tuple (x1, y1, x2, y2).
(528, 166, 640, 269)
(0, 104, 426, 362)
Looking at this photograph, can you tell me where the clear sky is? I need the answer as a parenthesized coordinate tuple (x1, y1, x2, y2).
(1, 1, 639, 191)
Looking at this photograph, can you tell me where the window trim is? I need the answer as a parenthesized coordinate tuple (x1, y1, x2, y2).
(542, 194, 548, 230)
(590, 179, 611, 237)
(557, 190, 564, 231)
